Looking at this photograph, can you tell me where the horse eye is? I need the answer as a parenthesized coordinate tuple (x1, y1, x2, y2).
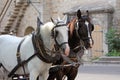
(91, 24, 94, 31)
(55, 31, 58, 36)
(90, 24, 94, 31)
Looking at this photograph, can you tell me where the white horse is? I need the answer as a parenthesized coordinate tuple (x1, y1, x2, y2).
(0, 19, 70, 80)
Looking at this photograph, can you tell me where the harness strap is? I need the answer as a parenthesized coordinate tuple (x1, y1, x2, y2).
(32, 34, 55, 63)
(8, 38, 26, 77)
(8, 53, 37, 77)
(16, 38, 27, 76)
(8, 37, 38, 77)
(16, 38, 25, 64)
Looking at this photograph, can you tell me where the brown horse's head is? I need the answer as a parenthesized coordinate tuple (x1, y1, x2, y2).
(68, 9, 94, 50)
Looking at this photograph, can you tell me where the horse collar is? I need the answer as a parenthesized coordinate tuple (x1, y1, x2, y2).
(32, 33, 53, 63)
(32, 33, 61, 63)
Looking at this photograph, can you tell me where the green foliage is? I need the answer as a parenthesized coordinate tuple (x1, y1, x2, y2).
(106, 50, 120, 56)
(106, 28, 120, 56)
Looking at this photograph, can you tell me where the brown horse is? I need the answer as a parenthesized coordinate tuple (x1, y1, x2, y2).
(47, 9, 94, 80)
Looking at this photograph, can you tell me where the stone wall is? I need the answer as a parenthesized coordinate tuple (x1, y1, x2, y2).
(42, 0, 52, 22)
(0, 0, 15, 33)
(49, 0, 118, 29)
(113, 0, 120, 30)
(17, 0, 43, 36)
(0, 0, 7, 13)
(0, 0, 43, 36)
(50, 0, 116, 18)
(1, 0, 119, 36)
(49, 0, 119, 30)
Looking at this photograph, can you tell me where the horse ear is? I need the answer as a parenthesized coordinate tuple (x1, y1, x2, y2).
(77, 9, 81, 19)
(51, 17, 58, 25)
(86, 10, 91, 22)
(91, 24, 94, 31)
(36, 17, 43, 35)
(51, 17, 55, 23)
(62, 15, 69, 24)
(37, 17, 43, 27)
(57, 16, 61, 21)
(86, 10, 89, 17)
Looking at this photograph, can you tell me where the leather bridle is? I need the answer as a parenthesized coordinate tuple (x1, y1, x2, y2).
(51, 24, 68, 48)
(75, 21, 93, 42)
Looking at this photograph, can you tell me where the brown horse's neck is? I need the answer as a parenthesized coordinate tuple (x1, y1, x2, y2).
(67, 18, 77, 36)
(68, 18, 81, 52)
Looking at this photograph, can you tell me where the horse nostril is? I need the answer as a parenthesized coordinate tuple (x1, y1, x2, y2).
(60, 43, 70, 56)
(89, 43, 93, 48)
(61, 45, 65, 51)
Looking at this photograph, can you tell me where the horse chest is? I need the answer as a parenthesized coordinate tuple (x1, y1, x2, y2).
(28, 57, 52, 72)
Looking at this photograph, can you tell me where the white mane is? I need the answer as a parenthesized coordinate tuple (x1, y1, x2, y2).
(40, 22, 55, 49)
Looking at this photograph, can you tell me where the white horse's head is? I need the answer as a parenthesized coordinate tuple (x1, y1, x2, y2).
(36, 18, 70, 56)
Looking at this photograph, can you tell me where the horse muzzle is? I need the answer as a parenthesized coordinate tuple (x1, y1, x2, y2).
(89, 38, 94, 48)
(64, 44, 70, 56)
(89, 42, 93, 48)
(60, 43, 70, 56)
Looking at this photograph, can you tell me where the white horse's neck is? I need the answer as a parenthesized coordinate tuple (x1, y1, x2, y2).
(40, 22, 55, 50)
